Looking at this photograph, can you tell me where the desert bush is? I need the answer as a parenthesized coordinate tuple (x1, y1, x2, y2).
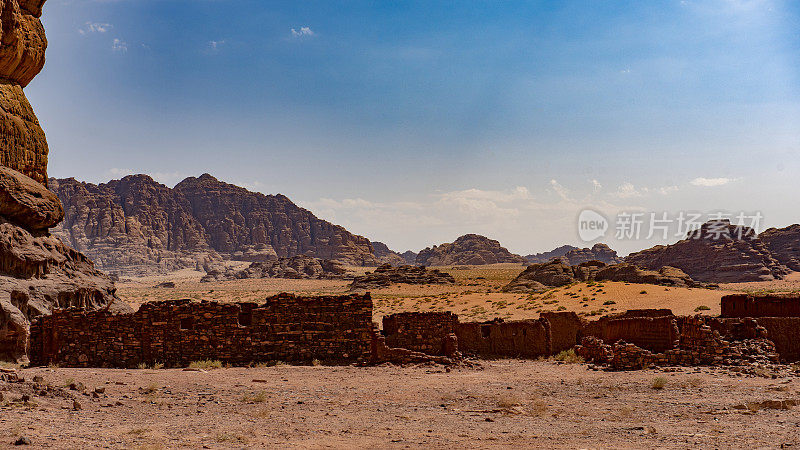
(188, 359, 223, 370)
(651, 377, 667, 390)
(242, 391, 267, 403)
(554, 349, 584, 364)
(694, 305, 710, 312)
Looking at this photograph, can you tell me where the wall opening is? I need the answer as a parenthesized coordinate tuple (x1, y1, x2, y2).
(180, 317, 193, 330)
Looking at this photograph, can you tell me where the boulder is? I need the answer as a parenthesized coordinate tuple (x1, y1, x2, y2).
(349, 264, 455, 290)
(415, 234, 526, 266)
(0, 166, 62, 229)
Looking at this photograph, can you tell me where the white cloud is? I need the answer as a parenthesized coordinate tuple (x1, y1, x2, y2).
(79, 22, 112, 35)
(290, 26, 316, 38)
(549, 179, 571, 201)
(658, 185, 680, 195)
(112, 38, 128, 53)
(614, 182, 644, 199)
(208, 40, 225, 51)
(690, 177, 736, 187)
(108, 167, 133, 177)
(591, 179, 602, 192)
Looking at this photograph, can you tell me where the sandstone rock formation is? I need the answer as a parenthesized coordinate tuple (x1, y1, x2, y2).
(558, 243, 622, 266)
(0, 0, 50, 185)
(625, 220, 789, 283)
(759, 224, 800, 271)
(524, 245, 578, 263)
(502, 260, 697, 293)
(0, 0, 127, 363)
(200, 255, 349, 282)
(349, 264, 455, 291)
(51, 174, 386, 275)
(415, 234, 526, 266)
(400, 250, 417, 265)
(370, 241, 406, 266)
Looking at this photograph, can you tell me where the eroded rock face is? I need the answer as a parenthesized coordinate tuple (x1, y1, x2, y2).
(558, 243, 622, 266)
(625, 220, 789, 283)
(0, 166, 62, 229)
(349, 264, 455, 291)
(200, 255, 349, 282)
(524, 245, 578, 264)
(759, 224, 800, 271)
(502, 260, 698, 293)
(370, 241, 406, 266)
(51, 174, 384, 275)
(415, 234, 526, 266)
(0, 0, 49, 185)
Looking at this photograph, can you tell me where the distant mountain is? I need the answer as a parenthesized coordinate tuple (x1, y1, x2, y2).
(415, 234, 526, 266)
(370, 241, 406, 266)
(50, 174, 385, 275)
(625, 220, 790, 283)
(524, 245, 579, 263)
(558, 243, 622, 266)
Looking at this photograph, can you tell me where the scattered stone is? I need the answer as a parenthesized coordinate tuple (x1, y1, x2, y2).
(13, 436, 31, 446)
(349, 264, 455, 290)
(72, 400, 81, 411)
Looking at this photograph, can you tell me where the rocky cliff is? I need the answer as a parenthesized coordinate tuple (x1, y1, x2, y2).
(524, 245, 578, 263)
(759, 225, 800, 272)
(558, 243, 622, 266)
(415, 234, 526, 266)
(625, 220, 790, 283)
(1, 0, 126, 363)
(51, 174, 386, 274)
(200, 255, 349, 282)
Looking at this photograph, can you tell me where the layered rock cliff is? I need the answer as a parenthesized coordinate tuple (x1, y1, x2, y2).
(415, 234, 526, 266)
(558, 243, 622, 266)
(625, 220, 790, 283)
(51, 174, 387, 274)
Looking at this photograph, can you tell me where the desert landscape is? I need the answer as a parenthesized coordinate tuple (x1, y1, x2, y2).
(2, 0, 800, 448)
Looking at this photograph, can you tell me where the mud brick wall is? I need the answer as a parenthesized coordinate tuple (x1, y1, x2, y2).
(382, 312, 458, 356)
(456, 319, 551, 358)
(540, 312, 584, 353)
(602, 316, 679, 353)
(751, 318, 800, 362)
(721, 294, 800, 318)
(29, 293, 373, 368)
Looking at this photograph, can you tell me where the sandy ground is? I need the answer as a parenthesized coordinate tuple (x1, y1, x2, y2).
(2, 361, 800, 448)
(117, 264, 740, 323)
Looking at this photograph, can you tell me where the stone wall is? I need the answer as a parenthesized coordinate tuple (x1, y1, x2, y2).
(382, 312, 458, 356)
(540, 311, 584, 353)
(721, 294, 800, 318)
(29, 293, 373, 368)
(751, 317, 800, 362)
(582, 310, 678, 353)
(456, 319, 551, 358)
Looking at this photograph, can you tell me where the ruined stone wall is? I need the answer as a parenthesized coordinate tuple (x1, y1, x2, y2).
(540, 311, 584, 353)
(750, 317, 800, 362)
(721, 294, 800, 318)
(582, 310, 678, 353)
(455, 319, 551, 358)
(29, 293, 373, 368)
(382, 312, 458, 356)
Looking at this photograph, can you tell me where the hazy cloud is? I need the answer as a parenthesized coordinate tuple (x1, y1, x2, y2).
(690, 177, 736, 187)
(290, 26, 316, 38)
(79, 22, 112, 35)
(112, 38, 128, 53)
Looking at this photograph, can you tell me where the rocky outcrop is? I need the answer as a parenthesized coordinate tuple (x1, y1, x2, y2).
(626, 220, 789, 283)
(524, 245, 578, 263)
(370, 241, 406, 266)
(200, 255, 349, 282)
(0, 166, 62, 229)
(502, 260, 698, 293)
(0, 0, 50, 185)
(759, 225, 800, 271)
(0, 1, 128, 363)
(400, 250, 417, 265)
(349, 264, 455, 290)
(415, 234, 526, 266)
(558, 243, 622, 265)
(51, 174, 386, 275)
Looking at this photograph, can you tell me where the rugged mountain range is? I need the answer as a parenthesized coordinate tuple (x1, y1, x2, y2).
(415, 234, 526, 266)
(625, 220, 790, 283)
(50, 174, 392, 275)
(558, 243, 622, 266)
(524, 245, 579, 263)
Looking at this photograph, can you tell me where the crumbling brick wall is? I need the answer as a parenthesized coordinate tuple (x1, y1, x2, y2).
(721, 294, 800, 318)
(29, 293, 373, 368)
(582, 310, 678, 353)
(456, 319, 551, 358)
(540, 311, 584, 353)
(382, 312, 458, 356)
(750, 317, 800, 362)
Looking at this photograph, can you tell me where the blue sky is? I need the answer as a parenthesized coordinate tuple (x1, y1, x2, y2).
(30, 0, 800, 255)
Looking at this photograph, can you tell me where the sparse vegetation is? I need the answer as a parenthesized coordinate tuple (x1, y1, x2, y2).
(188, 359, 223, 370)
(694, 305, 710, 312)
(651, 377, 667, 390)
(554, 349, 583, 364)
(242, 391, 267, 403)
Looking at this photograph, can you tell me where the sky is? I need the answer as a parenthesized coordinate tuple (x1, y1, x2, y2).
(29, 0, 800, 255)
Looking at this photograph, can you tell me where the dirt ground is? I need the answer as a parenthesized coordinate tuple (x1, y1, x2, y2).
(116, 264, 742, 323)
(2, 361, 800, 449)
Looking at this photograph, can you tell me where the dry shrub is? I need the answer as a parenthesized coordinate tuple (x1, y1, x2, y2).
(188, 360, 223, 370)
(651, 377, 667, 390)
(554, 349, 584, 364)
(242, 391, 267, 403)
